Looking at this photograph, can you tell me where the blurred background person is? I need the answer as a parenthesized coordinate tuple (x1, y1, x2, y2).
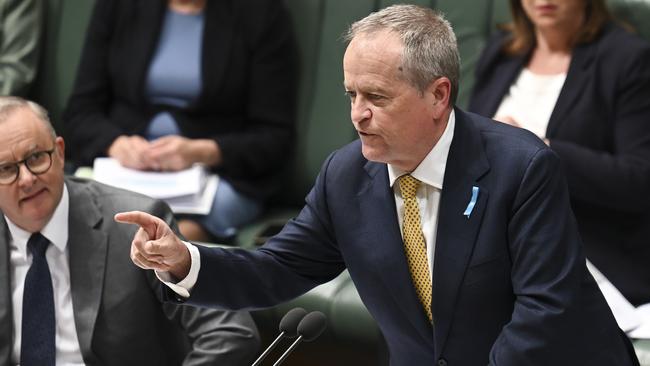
(0, 96, 260, 365)
(63, 0, 297, 242)
(0, 0, 42, 96)
(468, 0, 650, 306)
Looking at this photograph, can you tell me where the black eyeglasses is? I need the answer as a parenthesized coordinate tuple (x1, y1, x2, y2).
(0, 149, 55, 185)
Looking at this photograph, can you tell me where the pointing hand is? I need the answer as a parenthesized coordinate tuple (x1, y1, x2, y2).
(115, 211, 191, 280)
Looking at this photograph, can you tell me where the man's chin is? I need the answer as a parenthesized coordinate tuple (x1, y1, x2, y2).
(8, 210, 52, 232)
(360, 148, 387, 164)
(17, 199, 55, 225)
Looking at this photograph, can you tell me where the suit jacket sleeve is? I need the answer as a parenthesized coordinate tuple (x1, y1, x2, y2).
(489, 148, 594, 365)
(194, 0, 297, 179)
(0, 0, 42, 96)
(149, 200, 261, 365)
(549, 42, 650, 213)
(180, 151, 346, 309)
(159, 296, 261, 366)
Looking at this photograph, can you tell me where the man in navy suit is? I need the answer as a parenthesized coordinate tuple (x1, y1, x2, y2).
(117, 5, 638, 365)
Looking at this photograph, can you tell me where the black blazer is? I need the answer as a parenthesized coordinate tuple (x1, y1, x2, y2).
(469, 24, 650, 305)
(63, 0, 297, 201)
(180, 110, 637, 365)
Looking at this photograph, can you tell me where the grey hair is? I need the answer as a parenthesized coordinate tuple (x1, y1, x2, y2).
(0, 96, 56, 138)
(343, 4, 460, 103)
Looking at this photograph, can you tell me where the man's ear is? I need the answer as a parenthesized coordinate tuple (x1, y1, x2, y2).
(428, 77, 452, 118)
(55, 136, 65, 160)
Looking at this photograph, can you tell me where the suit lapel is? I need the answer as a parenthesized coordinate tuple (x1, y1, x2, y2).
(360, 162, 434, 342)
(65, 179, 108, 362)
(197, 0, 235, 106)
(433, 109, 490, 354)
(0, 219, 13, 364)
(546, 42, 596, 138)
(131, 0, 167, 105)
(483, 55, 526, 118)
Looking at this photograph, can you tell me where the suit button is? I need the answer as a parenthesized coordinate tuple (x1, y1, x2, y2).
(437, 358, 447, 366)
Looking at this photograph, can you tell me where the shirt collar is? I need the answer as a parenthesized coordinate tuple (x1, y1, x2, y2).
(388, 109, 456, 189)
(5, 183, 70, 258)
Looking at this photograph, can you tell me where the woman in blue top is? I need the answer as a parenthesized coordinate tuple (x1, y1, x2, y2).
(64, 0, 297, 241)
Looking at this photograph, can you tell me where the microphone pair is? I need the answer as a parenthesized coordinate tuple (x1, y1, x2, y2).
(252, 307, 327, 366)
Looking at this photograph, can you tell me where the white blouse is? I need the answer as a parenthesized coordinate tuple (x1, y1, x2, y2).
(494, 68, 567, 138)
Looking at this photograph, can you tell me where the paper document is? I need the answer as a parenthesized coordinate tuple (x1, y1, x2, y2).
(166, 175, 218, 214)
(629, 304, 650, 339)
(92, 158, 219, 215)
(587, 260, 650, 338)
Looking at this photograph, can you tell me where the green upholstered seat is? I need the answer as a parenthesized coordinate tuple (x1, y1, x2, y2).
(29, 0, 95, 135)
(236, 0, 364, 248)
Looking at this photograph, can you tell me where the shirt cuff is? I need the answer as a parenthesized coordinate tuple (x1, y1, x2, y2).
(156, 241, 201, 299)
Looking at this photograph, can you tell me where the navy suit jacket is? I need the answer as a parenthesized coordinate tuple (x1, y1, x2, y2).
(183, 109, 636, 365)
(468, 23, 650, 305)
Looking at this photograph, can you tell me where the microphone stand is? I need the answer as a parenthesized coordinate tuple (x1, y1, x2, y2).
(272, 335, 304, 366)
(251, 331, 287, 366)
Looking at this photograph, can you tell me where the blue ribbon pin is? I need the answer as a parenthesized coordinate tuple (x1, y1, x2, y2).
(463, 186, 479, 219)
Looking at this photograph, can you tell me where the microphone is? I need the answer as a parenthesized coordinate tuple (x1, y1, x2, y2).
(251, 307, 307, 366)
(272, 311, 327, 366)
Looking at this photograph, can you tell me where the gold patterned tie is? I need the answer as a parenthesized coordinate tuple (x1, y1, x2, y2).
(398, 174, 433, 323)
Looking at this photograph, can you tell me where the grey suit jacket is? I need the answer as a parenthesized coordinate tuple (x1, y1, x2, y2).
(0, 177, 260, 365)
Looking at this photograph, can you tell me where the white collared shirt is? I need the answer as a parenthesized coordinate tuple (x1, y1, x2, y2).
(7, 184, 85, 365)
(165, 111, 456, 295)
(387, 110, 455, 277)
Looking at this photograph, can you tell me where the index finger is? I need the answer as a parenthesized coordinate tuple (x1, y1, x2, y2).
(115, 211, 158, 228)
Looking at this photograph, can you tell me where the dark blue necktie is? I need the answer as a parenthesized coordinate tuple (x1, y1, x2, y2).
(21, 232, 56, 366)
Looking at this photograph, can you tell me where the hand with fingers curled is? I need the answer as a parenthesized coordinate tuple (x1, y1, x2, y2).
(115, 211, 191, 280)
(144, 136, 196, 171)
(107, 135, 153, 170)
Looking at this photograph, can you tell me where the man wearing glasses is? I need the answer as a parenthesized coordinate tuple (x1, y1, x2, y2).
(0, 96, 260, 365)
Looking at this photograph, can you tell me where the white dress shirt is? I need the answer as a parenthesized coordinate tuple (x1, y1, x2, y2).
(387, 110, 455, 278)
(494, 68, 566, 138)
(7, 184, 85, 365)
(164, 111, 456, 296)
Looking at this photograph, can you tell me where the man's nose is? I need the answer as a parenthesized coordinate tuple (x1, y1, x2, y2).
(17, 163, 37, 188)
(350, 98, 372, 125)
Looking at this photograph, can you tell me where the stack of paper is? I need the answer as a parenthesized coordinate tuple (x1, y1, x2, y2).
(92, 158, 218, 215)
(587, 260, 650, 339)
